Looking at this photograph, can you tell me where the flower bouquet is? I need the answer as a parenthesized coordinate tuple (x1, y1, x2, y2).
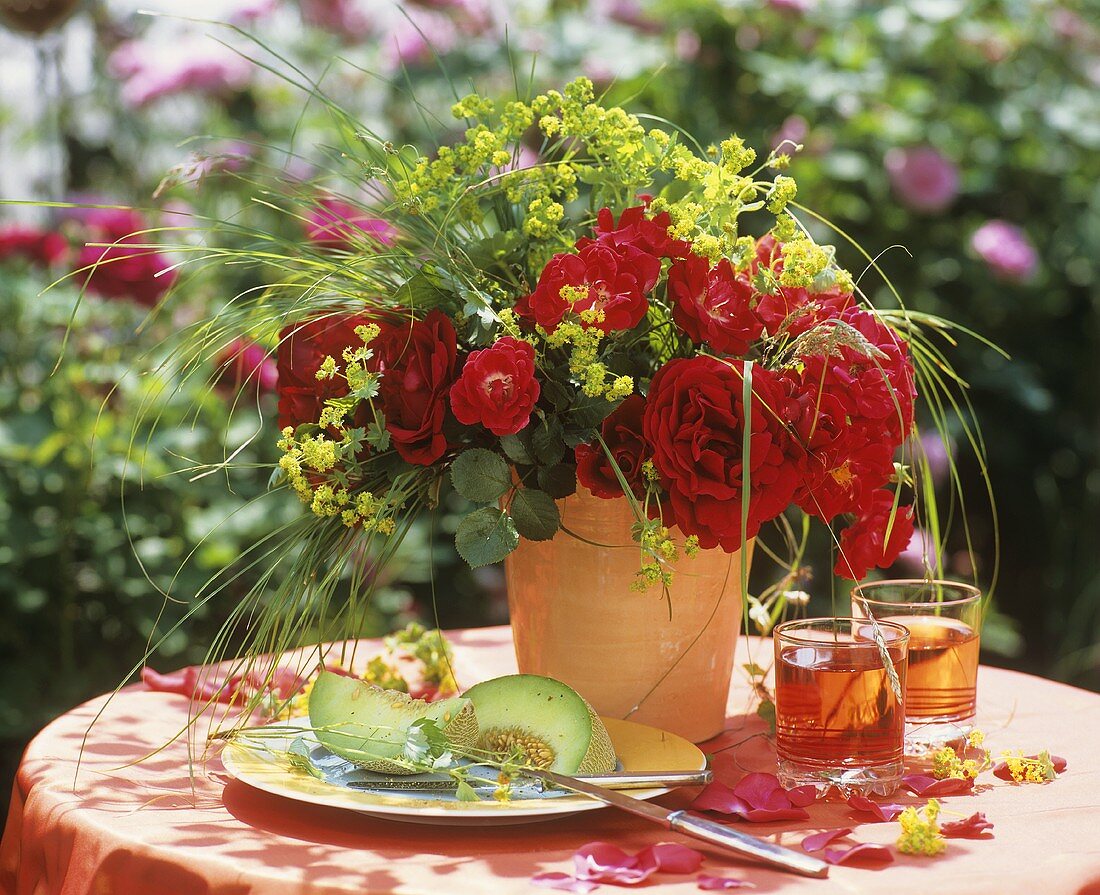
(148, 72, 978, 740)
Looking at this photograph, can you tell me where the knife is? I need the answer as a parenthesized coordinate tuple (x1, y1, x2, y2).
(347, 769, 713, 792)
(524, 767, 829, 879)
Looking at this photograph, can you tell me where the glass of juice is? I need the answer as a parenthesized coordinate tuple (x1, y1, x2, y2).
(851, 579, 981, 752)
(774, 617, 909, 795)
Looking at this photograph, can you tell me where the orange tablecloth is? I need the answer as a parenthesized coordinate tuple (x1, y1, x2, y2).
(2, 627, 1099, 895)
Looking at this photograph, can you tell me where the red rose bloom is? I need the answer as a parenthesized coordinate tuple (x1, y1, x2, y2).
(526, 241, 661, 334)
(277, 313, 372, 430)
(306, 197, 397, 252)
(74, 208, 178, 307)
(0, 224, 67, 267)
(667, 254, 764, 355)
(372, 309, 458, 464)
(643, 357, 803, 550)
(578, 205, 691, 260)
(575, 393, 650, 499)
(834, 489, 915, 580)
(449, 336, 539, 436)
(754, 283, 855, 337)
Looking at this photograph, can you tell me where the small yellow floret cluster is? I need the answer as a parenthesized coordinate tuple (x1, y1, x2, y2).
(631, 524, 698, 592)
(999, 749, 1059, 783)
(931, 730, 990, 780)
(897, 799, 946, 857)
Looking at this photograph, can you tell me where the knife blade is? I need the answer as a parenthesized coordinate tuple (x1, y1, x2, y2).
(527, 767, 829, 879)
(347, 769, 713, 792)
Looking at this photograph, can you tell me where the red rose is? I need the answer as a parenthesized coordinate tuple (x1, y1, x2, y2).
(834, 489, 915, 580)
(449, 336, 539, 436)
(277, 313, 372, 430)
(799, 307, 916, 444)
(643, 357, 803, 550)
(526, 241, 661, 334)
(74, 208, 177, 307)
(0, 224, 67, 267)
(306, 197, 397, 252)
(578, 205, 691, 259)
(575, 393, 650, 499)
(754, 283, 855, 337)
(373, 309, 458, 464)
(667, 254, 764, 355)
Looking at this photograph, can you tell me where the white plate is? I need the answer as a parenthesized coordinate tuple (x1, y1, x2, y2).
(221, 717, 706, 825)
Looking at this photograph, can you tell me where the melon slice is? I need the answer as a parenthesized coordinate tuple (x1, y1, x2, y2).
(463, 674, 617, 775)
(307, 671, 478, 774)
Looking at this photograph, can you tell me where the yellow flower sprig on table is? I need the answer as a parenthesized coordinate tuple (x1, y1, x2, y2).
(897, 799, 947, 857)
(931, 729, 992, 780)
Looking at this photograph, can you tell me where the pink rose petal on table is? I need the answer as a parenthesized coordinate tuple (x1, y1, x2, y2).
(691, 775, 811, 822)
(940, 812, 994, 839)
(532, 872, 600, 893)
(636, 843, 704, 874)
(786, 785, 819, 807)
(824, 843, 895, 867)
(733, 772, 784, 807)
(573, 842, 654, 884)
(845, 795, 904, 822)
(692, 782, 750, 815)
(697, 874, 756, 890)
(902, 774, 975, 797)
(738, 806, 811, 823)
(801, 828, 853, 853)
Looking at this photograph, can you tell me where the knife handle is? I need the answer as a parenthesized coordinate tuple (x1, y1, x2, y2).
(667, 811, 829, 879)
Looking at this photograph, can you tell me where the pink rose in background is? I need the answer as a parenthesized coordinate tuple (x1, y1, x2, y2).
(74, 208, 178, 307)
(768, 0, 810, 12)
(299, 0, 372, 41)
(894, 525, 936, 575)
(600, 0, 662, 34)
(109, 38, 252, 108)
(674, 29, 701, 61)
(381, 11, 458, 72)
(215, 338, 278, 394)
(0, 224, 67, 267)
(306, 198, 398, 252)
(885, 146, 960, 213)
(771, 115, 808, 153)
(229, 0, 278, 24)
(971, 220, 1039, 282)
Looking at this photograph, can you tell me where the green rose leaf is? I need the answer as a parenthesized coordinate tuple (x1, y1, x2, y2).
(510, 488, 561, 542)
(500, 432, 535, 466)
(537, 463, 577, 499)
(455, 507, 520, 567)
(532, 416, 566, 466)
(450, 448, 512, 503)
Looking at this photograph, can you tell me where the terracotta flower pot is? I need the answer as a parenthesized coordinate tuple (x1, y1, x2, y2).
(504, 486, 751, 743)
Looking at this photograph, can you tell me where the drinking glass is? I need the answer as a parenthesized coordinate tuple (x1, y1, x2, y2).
(773, 617, 909, 795)
(852, 579, 981, 751)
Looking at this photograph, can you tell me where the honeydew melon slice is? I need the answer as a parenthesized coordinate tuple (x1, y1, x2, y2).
(307, 671, 478, 774)
(463, 674, 617, 775)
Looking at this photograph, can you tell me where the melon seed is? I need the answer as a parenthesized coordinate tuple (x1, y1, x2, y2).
(484, 727, 557, 769)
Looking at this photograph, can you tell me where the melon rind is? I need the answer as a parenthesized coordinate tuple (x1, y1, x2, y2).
(463, 674, 617, 775)
(307, 671, 477, 774)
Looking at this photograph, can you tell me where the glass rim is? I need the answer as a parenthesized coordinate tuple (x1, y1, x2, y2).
(774, 616, 910, 646)
(851, 578, 982, 609)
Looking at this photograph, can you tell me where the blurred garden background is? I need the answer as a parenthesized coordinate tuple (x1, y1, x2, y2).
(1, 0, 1099, 797)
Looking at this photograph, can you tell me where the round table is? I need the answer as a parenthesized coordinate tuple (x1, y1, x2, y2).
(2, 627, 1099, 895)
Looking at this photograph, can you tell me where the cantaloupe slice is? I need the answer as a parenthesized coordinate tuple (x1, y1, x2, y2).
(463, 674, 617, 775)
(308, 671, 478, 774)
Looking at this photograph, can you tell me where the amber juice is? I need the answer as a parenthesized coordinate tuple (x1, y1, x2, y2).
(774, 619, 909, 793)
(892, 615, 979, 722)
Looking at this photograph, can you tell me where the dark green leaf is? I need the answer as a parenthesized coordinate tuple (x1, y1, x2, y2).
(455, 507, 519, 567)
(565, 395, 613, 430)
(509, 488, 560, 541)
(537, 463, 577, 499)
(394, 265, 456, 309)
(532, 416, 566, 465)
(450, 448, 512, 504)
(756, 698, 776, 736)
(500, 432, 535, 466)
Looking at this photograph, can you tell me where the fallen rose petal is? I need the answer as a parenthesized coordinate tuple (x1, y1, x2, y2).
(845, 795, 905, 822)
(573, 842, 653, 884)
(992, 755, 1068, 781)
(532, 872, 599, 893)
(697, 874, 756, 890)
(738, 806, 811, 823)
(786, 785, 819, 808)
(940, 812, 994, 839)
(902, 774, 974, 796)
(733, 772, 785, 809)
(801, 828, 853, 853)
(692, 782, 751, 816)
(636, 843, 704, 874)
(824, 843, 895, 867)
